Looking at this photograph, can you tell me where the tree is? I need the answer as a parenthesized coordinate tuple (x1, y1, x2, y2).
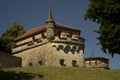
(0, 22, 25, 53)
(84, 0, 120, 56)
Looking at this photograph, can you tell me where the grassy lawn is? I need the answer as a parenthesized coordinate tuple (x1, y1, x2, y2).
(0, 66, 120, 80)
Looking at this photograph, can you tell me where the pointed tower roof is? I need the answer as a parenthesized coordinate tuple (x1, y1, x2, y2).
(46, 8, 54, 22)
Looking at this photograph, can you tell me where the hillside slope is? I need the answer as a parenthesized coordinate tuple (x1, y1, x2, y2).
(0, 67, 120, 80)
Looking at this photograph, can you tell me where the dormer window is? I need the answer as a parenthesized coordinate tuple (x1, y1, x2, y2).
(72, 60, 78, 67)
(34, 34, 42, 43)
(34, 34, 41, 40)
(72, 34, 79, 41)
(60, 32, 69, 39)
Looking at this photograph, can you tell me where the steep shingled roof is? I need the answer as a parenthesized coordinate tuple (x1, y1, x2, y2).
(15, 23, 80, 41)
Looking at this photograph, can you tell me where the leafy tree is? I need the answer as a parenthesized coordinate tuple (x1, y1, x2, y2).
(84, 0, 120, 56)
(0, 22, 25, 53)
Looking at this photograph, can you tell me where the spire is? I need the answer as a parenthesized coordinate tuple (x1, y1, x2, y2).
(46, 8, 55, 41)
(46, 8, 54, 22)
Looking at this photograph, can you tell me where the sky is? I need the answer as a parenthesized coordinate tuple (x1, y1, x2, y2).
(0, 0, 120, 69)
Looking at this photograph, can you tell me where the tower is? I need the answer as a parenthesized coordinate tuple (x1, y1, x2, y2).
(12, 8, 85, 67)
(45, 8, 55, 41)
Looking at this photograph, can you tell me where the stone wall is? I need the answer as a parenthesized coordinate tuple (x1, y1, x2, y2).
(14, 42, 84, 67)
(13, 23, 85, 67)
(0, 52, 21, 68)
(50, 42, 84, 67)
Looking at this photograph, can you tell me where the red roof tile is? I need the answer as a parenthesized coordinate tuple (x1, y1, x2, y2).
(15, 23, 80, 41)
(55, 23, 80, 31)
(15, 25, 46, 41)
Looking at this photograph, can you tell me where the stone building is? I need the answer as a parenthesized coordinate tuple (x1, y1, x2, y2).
(0, 51, 21, 68)
(12, 9, 85, 67)
(85, 57, 110, 69)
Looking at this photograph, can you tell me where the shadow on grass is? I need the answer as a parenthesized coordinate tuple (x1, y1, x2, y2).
(0, 70, 44, 80)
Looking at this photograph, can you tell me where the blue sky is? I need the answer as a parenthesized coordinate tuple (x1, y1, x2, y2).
(0, 0, 120, 69)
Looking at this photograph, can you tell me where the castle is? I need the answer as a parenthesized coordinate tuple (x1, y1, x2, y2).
(12, 9, 85, 67)
(0, 9, 109, 69)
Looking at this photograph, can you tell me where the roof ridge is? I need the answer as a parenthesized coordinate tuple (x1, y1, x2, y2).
(55, 23, 80, 31)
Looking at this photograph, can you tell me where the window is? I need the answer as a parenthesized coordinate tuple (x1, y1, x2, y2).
(72, 60, 78, 67)
(60, 32, 69, 39)
(60, 59, 66, 66)
(29, 63, 33, 66)
(34, 34, 42, 42)
(38, 61, 43, 66)
(64, 46, 70, 53)
(72, 34, 79, 41)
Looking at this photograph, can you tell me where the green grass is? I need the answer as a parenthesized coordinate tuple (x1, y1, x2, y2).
(0, 66, 120, 80)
